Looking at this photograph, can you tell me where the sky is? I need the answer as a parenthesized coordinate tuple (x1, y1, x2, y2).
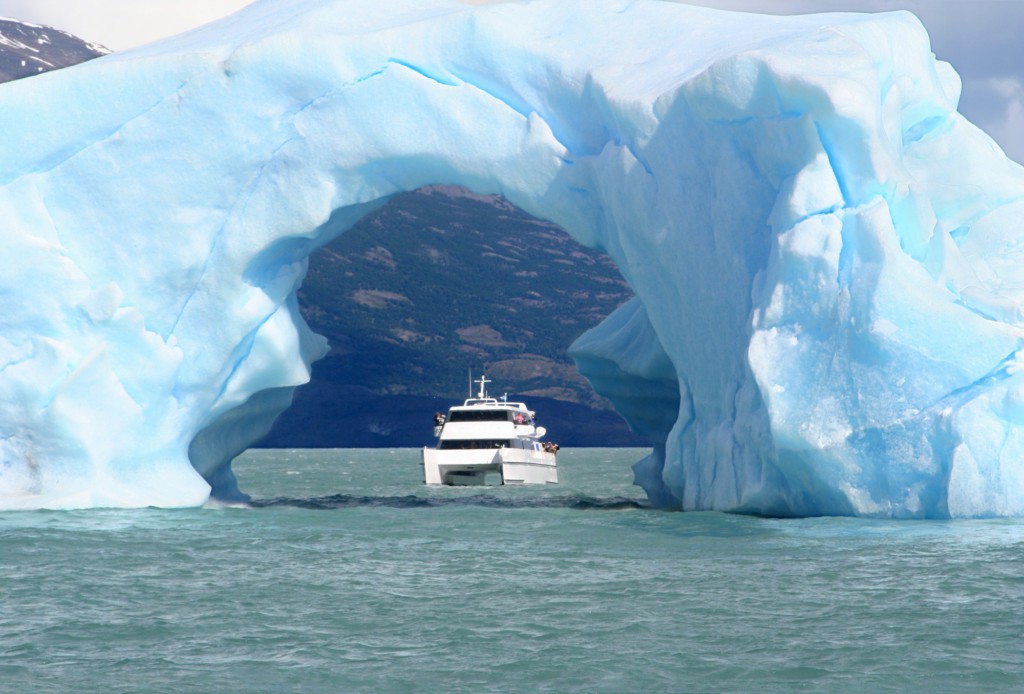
(0, 0, 1020, 161)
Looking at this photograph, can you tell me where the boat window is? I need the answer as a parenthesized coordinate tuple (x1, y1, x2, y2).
(446, 410, 514, 423)
(438, 440, 514, 450)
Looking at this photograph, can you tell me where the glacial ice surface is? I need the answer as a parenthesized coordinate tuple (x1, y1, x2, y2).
(1, 0, 1023, 515)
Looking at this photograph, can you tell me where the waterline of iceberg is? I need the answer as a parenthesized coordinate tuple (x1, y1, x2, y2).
(1, 0, 1022, 515)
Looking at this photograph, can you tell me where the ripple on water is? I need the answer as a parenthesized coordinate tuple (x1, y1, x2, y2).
(3, 449, 1024, 692)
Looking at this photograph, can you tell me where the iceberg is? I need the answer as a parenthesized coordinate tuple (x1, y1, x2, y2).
(1, 0, 1022, 516)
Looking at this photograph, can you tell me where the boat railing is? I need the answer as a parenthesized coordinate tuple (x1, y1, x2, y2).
(462, 398, 500, 406)
(460, 398, 530, 409)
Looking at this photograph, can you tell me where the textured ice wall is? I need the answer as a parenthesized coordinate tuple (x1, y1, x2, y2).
(1, 0, 1022, 514)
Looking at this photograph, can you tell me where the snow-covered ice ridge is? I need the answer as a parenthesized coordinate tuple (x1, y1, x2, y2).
(1, 0, 1022, 515)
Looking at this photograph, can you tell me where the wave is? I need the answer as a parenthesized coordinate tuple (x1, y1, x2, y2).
(250, 494, 653, 511)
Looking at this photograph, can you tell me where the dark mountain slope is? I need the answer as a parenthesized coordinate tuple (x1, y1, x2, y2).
(0, 18, 108, 82)
(260, 186, 649, 447)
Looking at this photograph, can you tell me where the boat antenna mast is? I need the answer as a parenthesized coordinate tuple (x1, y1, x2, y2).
(476, 374, 491, 399)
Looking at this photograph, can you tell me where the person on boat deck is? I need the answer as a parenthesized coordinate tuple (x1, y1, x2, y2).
(514, 413, 526, 424)
(433, 412, 445, 427)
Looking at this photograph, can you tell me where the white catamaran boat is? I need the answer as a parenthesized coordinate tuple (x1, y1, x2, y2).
(422, 375, 559, 485)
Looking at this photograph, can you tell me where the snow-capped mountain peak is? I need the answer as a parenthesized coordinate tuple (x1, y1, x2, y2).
(0, 17, 108, 83)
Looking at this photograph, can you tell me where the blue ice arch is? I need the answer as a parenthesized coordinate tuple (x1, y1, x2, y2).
(1, 0, 1023, 515)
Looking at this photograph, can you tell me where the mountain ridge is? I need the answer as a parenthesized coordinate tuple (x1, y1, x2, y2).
(0, 18, 107, 82)
(264, 185, 649, 447)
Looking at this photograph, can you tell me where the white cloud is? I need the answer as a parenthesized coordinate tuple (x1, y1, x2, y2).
(971, 78, 1024, 164)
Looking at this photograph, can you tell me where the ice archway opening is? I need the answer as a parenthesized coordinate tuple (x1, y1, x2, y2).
(2, 0, 1024, 516)
(258, 184, 643, 451)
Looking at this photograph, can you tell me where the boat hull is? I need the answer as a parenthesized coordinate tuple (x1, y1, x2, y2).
(422, 448, 558, 485)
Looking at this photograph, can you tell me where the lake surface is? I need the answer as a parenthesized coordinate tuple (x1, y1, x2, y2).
(3, 448, 1024, 692)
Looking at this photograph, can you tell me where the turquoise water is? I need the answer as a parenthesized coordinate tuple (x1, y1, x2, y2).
(3, 448, 1024, 692)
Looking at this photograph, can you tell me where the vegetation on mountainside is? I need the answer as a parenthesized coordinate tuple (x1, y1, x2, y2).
(296, 186, 635, 407)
